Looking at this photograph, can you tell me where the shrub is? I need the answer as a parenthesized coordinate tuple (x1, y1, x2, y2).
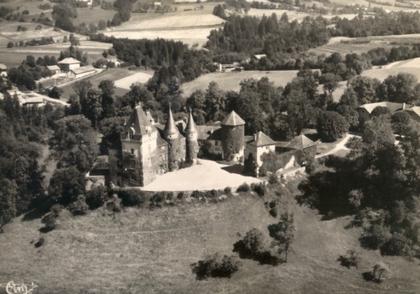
(251, 183, 266, 197)
(236, 183, 250, 193)
(338, 250, 360, 268)
(106, 194, 122, 213)
(380, 233, 413, 256)
(192, 254, 240, 280)
(233, 228, 282, 265)
(86, 186, 108, 209)
(224, 186, 232, 195)
(68, 195, 89, 216)
(34, 237, 45, 248)
(40, 212, 58, 233)
(363, 262, 391, 283)
(150, 192, 165, 208)
(360, 224, 391, 250)
(118, 190, 145, 207)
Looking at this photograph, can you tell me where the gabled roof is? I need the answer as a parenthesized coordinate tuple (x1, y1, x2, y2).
(222, 111, 245, 126)
(0, 63, 7, 70)
(249, 131, 276, 147)
(359, 101, 403, 114)
(407, 106, 420, 117)
(70, 65, 95, 75)
(58, 57, 81, 64)
(285, 134, 316, 150)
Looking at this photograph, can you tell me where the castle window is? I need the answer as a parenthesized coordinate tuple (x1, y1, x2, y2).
(131, 149, 135, 155)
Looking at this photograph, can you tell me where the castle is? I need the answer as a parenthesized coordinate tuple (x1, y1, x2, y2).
(120, 104, 247, 187)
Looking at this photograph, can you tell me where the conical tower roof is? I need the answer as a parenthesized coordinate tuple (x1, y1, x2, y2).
(222, 111, 245, 126)
(164, 105, 180, 139)
(185, 110, 198, 135)
(253, 131, 276, 147)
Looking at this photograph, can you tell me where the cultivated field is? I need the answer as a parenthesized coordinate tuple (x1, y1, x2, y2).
(59, 68, 141, 100)
(0, 21, 74, 48)
(244, 8, 357, 21)
(114, 71, 154, 90)
(74, 6, 115, 25)
(0, 181, 419, 293)
(310, 33, 420, 56)
(362, 56, 420, 81)
(0, 40, 110, 67)
(181, 70, 298, 97)
(102, 4, 224, 47)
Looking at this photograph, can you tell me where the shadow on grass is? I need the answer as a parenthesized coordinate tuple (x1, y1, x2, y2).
(221, 164, 244, 175)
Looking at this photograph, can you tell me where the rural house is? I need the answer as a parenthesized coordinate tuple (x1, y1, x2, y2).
(58, 57, 81, 72)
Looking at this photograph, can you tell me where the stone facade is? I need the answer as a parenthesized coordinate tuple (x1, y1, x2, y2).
(121, 105, 196, 187)
(221, 111, 245, 162)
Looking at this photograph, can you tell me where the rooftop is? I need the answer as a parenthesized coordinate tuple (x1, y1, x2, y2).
(70, 66, 96, 75)
(58, 57, 81, 65)
(222, 111, 245, 126)
(359, 101, 403, 114)
(248, 131, 277, 147)
(284, 134, 316, 150)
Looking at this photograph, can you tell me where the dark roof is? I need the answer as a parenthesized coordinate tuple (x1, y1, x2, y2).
(285, 134, 316, 150)
(249, 131, 277, 147)
(222, 111, 245, 126)
(185, 111, 198, 135)
(164, 106, 180, 139)
(126, 104, 155, 137)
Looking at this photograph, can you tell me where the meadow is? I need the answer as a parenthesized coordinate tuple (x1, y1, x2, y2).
(309, 34, 420, 56)
(181, 70, 299, 97)
(0, 181, 418, 293)
(0, 40, 110, 67)
(101, 3, 224, 47)
(362, 56, 420, 81)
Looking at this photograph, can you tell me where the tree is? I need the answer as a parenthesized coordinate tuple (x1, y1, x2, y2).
(317, 111, 349, 142)
(186, 90, 206, 124)
(321, 73, 340, 95)
(99, 80, 115, 118)
(49, 115, 97, 172)
(391, 111, 412, 136)
(205, 82, 225, 122)
(362, 116, 395, 148)
(48, 86, 62, 99)
(268, 213, 295, 262)
(48, 167, 85, 205)
(0, 179, 17, 226)
(377, 73, 420, 104)
(348, 76, 380, 105)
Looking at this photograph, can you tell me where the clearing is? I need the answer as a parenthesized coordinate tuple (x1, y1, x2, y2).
(142, 159, 261, 191)
(0, 179, 419, 293)
(181, 70, 298, 97)
(362, 56, 420, 81)
(114, 71, 154, 90)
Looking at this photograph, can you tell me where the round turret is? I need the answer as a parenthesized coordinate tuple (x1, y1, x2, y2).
(221, 111, 245, 162)
(185, 110, 199, 163)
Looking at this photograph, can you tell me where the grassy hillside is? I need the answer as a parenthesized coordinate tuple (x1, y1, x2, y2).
(181, 70, 299, 98)
(0, 180, 418, 293)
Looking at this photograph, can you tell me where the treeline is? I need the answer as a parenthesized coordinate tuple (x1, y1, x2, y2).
(207, 14, 330, 58)
(8, 56, 54, 90)
(0, 97, 63, 227)
(333, 11, 420, 37)
(208, 11, 420, 70)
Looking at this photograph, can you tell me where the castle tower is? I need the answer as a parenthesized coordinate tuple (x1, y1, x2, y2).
(163, 105, 185, 171)
(120, 103, 161, 186)
(185, 109, 199, 164)
(221, 110, 245, 162)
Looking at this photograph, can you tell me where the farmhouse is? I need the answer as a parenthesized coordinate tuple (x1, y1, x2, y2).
(58, 57, 81, 72)
(70, 66, 97, 79)
(245, 131, 277, 169)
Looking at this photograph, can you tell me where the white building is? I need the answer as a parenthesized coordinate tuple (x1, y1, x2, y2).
(58, 57, 81, 72)
(70, 65, 97, 79)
